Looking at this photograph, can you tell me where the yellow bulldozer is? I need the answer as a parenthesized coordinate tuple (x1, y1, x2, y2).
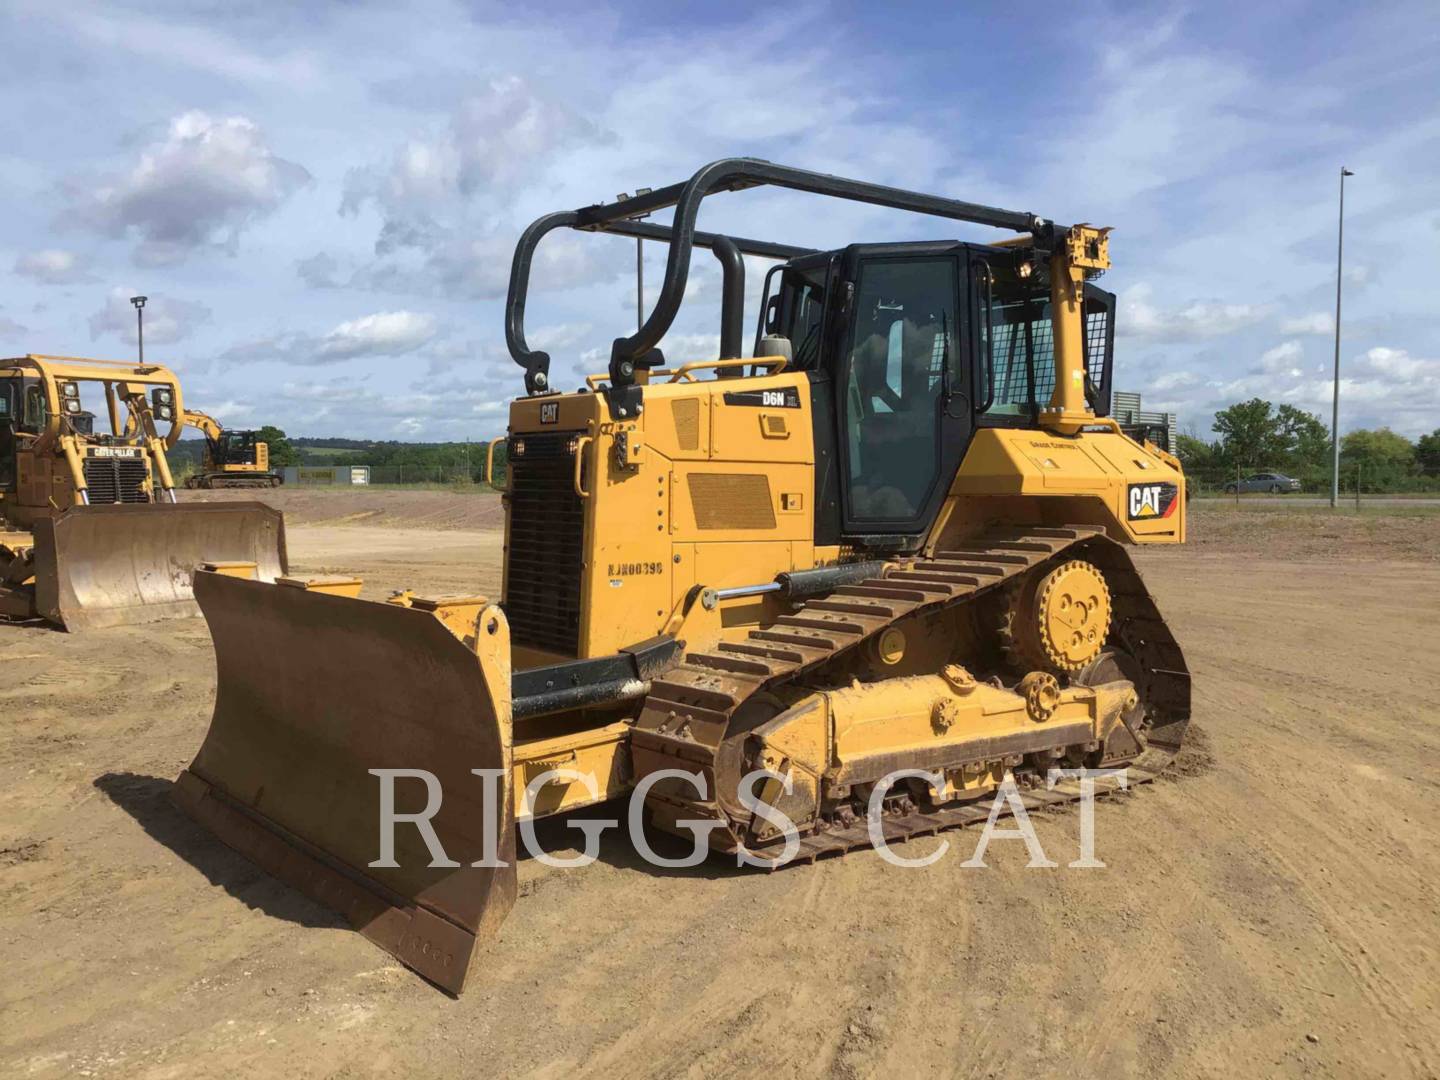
(181, 410, 283, 489)
(173, 160, 1189, 993)
(0, 354, 287, 630)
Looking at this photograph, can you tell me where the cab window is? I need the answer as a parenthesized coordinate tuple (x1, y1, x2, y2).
(23, 385, 48, 432)
(976, 262, 1052, 421)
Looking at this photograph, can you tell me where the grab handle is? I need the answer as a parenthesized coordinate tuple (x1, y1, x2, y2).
(572, 435, 593, 499)
(483, 436, 506, 487)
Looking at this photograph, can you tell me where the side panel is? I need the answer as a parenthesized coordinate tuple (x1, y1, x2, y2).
(932, 427, 1186, 547)
(505, 373, 819, 659)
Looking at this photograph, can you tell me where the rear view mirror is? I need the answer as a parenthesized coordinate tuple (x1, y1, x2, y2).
(763, 294, 781, 334)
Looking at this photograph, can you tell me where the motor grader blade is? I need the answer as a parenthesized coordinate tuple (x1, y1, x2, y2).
(172, 570, 517, 995)
(31, 502, 287, 631)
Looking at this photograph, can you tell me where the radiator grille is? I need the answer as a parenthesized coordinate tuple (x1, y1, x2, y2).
(502, 430, 586, 655)
(672, 399, 700, 451)
(688, 473, 776, 530)
(83, 457, 149, 504)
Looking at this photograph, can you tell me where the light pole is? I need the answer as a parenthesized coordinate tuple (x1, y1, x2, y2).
(1329, 167, 1353, 508)
(130, 295, 148, 365)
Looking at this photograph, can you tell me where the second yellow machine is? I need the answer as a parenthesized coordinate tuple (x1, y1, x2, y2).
(0, 355, 286, 629)
(175, 160, 1189, 993)
(181, 410, 283, 489)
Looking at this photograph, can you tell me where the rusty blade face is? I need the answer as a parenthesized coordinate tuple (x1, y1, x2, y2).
(33, 502, 287, 631)
(173, 570, 517, 995)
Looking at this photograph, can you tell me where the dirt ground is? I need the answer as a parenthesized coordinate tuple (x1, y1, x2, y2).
(3, 492, 1438, 1079)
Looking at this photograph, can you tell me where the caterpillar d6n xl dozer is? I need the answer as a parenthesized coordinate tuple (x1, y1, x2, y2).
(181, 410, 283, 489)
(174, 160, 1189, 994)
(0, 355, 287, 630)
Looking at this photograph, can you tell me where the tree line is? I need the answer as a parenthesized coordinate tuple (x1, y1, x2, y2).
(1177, 398, 1440, 493)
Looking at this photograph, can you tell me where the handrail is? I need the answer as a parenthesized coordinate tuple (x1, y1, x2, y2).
(582, 355, 789, 391)
(483, 436, 506, 487)
(504, 158, 1050, 408)
(665, 356, 787, 382)
(572, 435, 593, 499)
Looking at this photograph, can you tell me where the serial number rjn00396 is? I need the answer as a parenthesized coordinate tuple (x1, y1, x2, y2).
(608, 561, 664, 577)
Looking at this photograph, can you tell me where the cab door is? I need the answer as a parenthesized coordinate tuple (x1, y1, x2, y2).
(0, 379, 16, 490)
(835, 246, 972, 540)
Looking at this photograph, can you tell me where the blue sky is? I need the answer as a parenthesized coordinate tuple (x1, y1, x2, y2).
(2, 1, 1437, 441)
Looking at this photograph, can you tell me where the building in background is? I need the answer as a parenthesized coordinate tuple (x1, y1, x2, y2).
(1112, 391, 1177, 453)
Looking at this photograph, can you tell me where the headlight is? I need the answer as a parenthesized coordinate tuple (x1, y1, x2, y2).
(512, 439, 525, 457)
(155, 405, 173, 421)
(61, 381, 80, 398)
(65, 399, 81, 413)
(154, 388, 173, 404)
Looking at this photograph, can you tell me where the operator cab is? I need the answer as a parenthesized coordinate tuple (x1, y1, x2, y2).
(214, 429, 259, 467)
(756, 242, 1115, 546)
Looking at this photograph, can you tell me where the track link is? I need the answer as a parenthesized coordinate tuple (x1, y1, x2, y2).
(630, 526, 1190, 863)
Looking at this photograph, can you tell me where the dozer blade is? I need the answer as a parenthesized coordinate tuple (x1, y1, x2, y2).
(173, 570, 517, 995)
(32, 502, 288, 631)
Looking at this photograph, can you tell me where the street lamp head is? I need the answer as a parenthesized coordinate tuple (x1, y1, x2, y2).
(130, 295, 148, 309)
(1341, 168, 1354, 176)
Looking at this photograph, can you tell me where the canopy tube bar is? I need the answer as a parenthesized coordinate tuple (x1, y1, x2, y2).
(504, 158, 1051, 404)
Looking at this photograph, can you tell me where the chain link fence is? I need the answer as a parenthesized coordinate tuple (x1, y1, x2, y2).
(290, 462, 508, 488)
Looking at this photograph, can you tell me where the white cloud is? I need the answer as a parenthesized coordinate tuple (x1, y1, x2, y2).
(317, 311, 438, 360)
(1354, 345, 1439, 382)
(1257, 340, 1304, 376)
(1118, 284, 1270, 342)
(273, 374, 510, 438)
(1159, 344, 1440, 438)
(64, 111, 310, 265)
(1147, 371, 1199, 393)
(342, 76, 601, 222)
(224, 311, 440, 367)
(1279, 312, 1335, 335)
(1125, 293, 1270, 341)
(87, 287, 210, 346)
(0, 316, 29, 339)
(529, 323, 593, 351)
(14, 249, 93, 285)
(35, 6, 321, 86)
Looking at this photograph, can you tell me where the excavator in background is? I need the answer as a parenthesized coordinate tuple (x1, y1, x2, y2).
(174, 160, 1189, 993)
(0, 355, 287, 630)
(181, 410, 283, 489)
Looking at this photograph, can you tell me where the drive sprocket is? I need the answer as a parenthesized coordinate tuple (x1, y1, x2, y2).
(998, 558, 1112, 674)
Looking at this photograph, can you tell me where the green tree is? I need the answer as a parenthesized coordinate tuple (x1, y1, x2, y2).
(256, 425, 300, 467)
(1174, 433, 1215, 469)
(1417, 429, 1440, 477)
(1340, 428, 1415, 489)
(1212, 398, 1278, 467)
(1273, 404, 1330, 470)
